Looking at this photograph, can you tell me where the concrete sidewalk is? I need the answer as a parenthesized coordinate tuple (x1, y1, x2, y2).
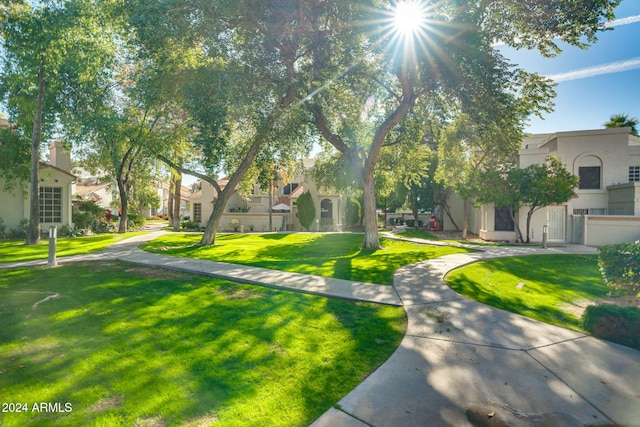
(2, 231, 639, 426)
(312, 244, 640, 427)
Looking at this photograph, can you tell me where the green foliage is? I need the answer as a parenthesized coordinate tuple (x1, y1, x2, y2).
(598, 242, 640, 295)
(345, 196, 361, 227)
(126, 213, 146, 230)
(479, 157, 579, 242)
(180, 220, 200, 230)
(72, 200, 106, 230)
(229, 218, 240, 232)
(0, 125, 29, 189)
(603, 113, 639, 136)
(297, 190, 315, 231)
(583, 304, 640, 350)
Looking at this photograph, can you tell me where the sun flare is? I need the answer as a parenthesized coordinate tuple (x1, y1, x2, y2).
(393, 1, 425, 36)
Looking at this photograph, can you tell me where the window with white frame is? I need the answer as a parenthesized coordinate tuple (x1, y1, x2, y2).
(630, 166, 640, 182)
(39, 187, 62, 223)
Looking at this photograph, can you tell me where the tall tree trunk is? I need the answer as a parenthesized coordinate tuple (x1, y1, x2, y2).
(27, 62, 46, 245)
(199, 140, 261, 246)
(172, 174, 182, 231)
(525, 209, 535, 244)
(361, 171, 380, 249)
(117, 176, 128, 234)
(268, 178, 273, 232)
(462, 200, 469, 240)
(509, 208, 525, 243)
(168, 173, 175, 226)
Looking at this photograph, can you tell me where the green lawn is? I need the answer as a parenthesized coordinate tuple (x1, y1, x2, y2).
(141, 233, 473, 285)
(0, 262, 406, 427)
(0, 232, 146, 263)
(444, 254, 608, 331)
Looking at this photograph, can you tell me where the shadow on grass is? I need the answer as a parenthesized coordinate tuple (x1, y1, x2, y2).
(0, 261, 406, 427)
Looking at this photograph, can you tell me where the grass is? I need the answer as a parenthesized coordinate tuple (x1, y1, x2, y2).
(444, 254, 609, 332)
(0, 262, 406, 426)
(140, 233, 473, 285)
(395, 228, 439, 241)
(0, 232, 146, 263)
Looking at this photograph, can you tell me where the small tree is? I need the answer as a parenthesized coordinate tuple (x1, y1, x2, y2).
(345, 196, 361, 228)
(480, 157, 579, 243)
(297, 190, 315, 231)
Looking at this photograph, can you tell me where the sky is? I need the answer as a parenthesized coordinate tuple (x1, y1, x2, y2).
(501, 1, 640, 135)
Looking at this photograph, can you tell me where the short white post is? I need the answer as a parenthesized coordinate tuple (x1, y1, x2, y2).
(48, 225, 57, 267)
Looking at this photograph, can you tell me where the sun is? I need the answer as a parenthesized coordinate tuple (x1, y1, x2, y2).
(393, 1, 426, 36)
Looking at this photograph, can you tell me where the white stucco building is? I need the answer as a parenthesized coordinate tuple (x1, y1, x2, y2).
(0, 140, 76, 233)
(447, 127, 640, 245)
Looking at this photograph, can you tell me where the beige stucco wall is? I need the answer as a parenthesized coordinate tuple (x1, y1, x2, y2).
(0, 180, 28, 230)
(582, 216, 640, 246)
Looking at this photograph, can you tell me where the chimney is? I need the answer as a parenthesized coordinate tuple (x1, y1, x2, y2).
(49, 140, 71, 172)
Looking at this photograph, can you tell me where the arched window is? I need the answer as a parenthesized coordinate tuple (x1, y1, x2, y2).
(575, 155, 603, 190)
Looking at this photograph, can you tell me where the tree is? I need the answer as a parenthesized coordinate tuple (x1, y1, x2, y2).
(127, 0, 312, 246)
(604, 113, 638, 136)
(0, 0, 117, 243)
(436, 109, 524, 239)
(297, 190, 315, 231)
(481, 157, 579, 243)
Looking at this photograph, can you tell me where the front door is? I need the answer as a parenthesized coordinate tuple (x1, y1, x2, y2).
(547, 206, 566, 241)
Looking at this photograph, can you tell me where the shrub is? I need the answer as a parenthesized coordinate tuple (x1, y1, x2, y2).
(181, 220, 200, 230)
(73, 201, 107, 231)
(229, 219, 240, 232)
(583, 304, 640, 350)
(297, 190, 315, 231)
(59, 224, 75, 237)
(0, 217, 5, 239)
(127, 213, 146, 229)
(598, 242, 640, 295)
(345, 197, 361, 227)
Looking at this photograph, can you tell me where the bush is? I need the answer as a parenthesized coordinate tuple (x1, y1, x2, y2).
(73, 201, 107, 231)
(345, 197, 361, 227)
(297, 190, 315, 231)
(59, 224, 76, 237)
(598, 242, 640, 295)
(181, 220, 200, 230)
(229, 219, 240, 232)
(127, 213, 146, 229)
(583, 304, 640, 350)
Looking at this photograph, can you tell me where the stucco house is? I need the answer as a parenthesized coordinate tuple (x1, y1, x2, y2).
(0, 140, 76, 233)
(447, 127, 640, 245)
(189, 159, 344, 232)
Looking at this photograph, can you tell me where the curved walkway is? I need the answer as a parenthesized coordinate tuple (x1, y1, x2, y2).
(2, 230, 639, 426)
(313, 240, 640, 427)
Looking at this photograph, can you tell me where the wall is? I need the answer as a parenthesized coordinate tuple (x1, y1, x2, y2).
(0, 180, 28, 230)
(608, 182, 640, 215)
(578, 216, 640, 246)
